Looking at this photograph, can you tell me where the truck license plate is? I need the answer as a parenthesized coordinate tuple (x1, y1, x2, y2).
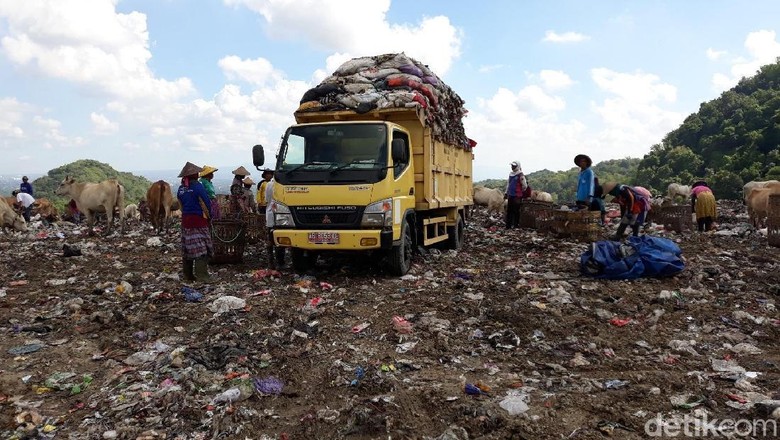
(308, 232, 339, 244)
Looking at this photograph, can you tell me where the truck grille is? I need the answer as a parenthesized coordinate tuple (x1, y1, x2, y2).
(291, 206, 364, 228)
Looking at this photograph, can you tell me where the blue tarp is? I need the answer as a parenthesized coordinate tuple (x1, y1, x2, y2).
(580, 235, 685, 279)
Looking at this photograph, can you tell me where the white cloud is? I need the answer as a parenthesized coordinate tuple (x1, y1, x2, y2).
(0, 97, 26, 138)
(706, 47, 727, 60)
(0, 0, 194, 102)
(539, 70, 574, 91)
(478, 64, 503, 74)
(711, 30, 780, 91)
(466, 68, 684, 180)
(218, 55, 283, 86)
(224, 0, 462, 75)
(542, 30, 590, 43)
(91, 112, 118, 134)
(591, 68, 676, 103)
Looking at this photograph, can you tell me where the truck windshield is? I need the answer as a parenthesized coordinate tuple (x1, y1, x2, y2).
(276, 123, 388, 184)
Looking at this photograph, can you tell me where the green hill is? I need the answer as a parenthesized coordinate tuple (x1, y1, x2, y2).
(33, 160, 152, 210)
(636, 59, 780, 199)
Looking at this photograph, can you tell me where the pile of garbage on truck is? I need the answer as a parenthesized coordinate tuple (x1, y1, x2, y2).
(297, 53, 474, 150)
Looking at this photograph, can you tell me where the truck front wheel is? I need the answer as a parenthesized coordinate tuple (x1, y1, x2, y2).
(291, 248, 316, 272)
(389, 220, 413, 275)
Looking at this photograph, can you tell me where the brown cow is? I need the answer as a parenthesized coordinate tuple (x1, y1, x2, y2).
(0, 198, 28, 232)
(138, 199, 151, 222)
(146, 180, 173, 234)
(32, 198, 59, 223)
(55, 176, 126, 235)
(747, 186, 780, 228)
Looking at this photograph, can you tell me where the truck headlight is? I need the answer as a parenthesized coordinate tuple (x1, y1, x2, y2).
(272, 201, 294, 227)
(361, 198, 392, 228)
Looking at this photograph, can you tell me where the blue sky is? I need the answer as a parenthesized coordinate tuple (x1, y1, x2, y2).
(1, 0, 779, 181)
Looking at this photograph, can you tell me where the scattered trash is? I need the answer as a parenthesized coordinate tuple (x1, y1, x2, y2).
(182, 286, 203, 302)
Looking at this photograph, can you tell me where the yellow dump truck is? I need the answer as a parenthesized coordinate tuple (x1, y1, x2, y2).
(252, 105, 473, 275)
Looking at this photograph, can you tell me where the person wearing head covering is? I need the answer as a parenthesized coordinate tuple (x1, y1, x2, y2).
(690, 180, 717, 232)
(177, 162, 213, 282)
(504, 161, 529, 229)
(20, 176, 33, 196)
(242, 177, 257, 213)
(256, 168, 274, 210)
(229, 166, 251, 217)
(574, 154, 595, 209)
(602, 182, 650, 241)
(264, 171, 286, 268)
(199, 165, 221, 220)
(12, 189, 35, 222)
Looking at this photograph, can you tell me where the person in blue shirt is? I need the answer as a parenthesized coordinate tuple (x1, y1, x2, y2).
(574, 154, 595, 209)
(177, 162, 213, 282)
(20, 176, 33, 196)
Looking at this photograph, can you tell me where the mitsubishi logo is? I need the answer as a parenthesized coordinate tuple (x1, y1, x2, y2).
(322, 215, 331, 224)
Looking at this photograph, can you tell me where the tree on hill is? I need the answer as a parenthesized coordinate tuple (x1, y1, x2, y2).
(33, 160, 152, 210)
(636, 58, 780, 199)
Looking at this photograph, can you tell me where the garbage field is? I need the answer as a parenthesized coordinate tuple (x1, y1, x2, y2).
(2, 201, 780, 439)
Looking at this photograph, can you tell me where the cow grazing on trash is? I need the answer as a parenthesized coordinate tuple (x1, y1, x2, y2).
(667, 183, 691, 203)
(746, 186, 780, 228)
(743, 180, 780, 204)
(55, 176, 126, 236)
(0, 197, 28, 232)
(124, 203, 139, 221)
(32, 198, 59, 223)
(473, 186, 505, 215)
(146, 180, 174, 234)
(530, 190, 553, 203)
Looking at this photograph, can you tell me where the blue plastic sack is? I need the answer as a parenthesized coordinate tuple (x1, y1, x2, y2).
(580, 236, 684, 280)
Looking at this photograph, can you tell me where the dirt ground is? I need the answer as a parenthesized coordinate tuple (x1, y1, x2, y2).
(1, 202, 780, 439)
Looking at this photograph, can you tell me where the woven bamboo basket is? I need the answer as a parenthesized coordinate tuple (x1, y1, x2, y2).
(657, 205, 693, 233)
(241, 212, 267, 244)
(211, 220, 246, 264)
(769, 194, 780, 217)
(550, 210, 601, 240)
(518, 201, 554, 229)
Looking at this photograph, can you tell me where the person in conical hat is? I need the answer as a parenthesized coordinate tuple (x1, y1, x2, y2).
(242, 177, 257, 213)
(229, 166, 251, 216)
(177, 161, 213, 282)
(198, 165, 221, 221)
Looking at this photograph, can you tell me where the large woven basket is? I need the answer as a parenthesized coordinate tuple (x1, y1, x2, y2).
(241, 212, 267, 244)
(211, 220, 246, 264)
(519, 201, 554, 230)
(550, 210, 601, 240)
(656, 205, 693, 233)
(769, 194, 780, 217)
(769, 215, 780, 248)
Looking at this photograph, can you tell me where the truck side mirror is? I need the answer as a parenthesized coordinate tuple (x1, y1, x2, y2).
(391, 139, 408, 163)
(252, 144, 265, 169)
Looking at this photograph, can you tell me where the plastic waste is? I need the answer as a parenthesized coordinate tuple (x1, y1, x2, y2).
(182, 286, 203, 302)
(208, 296, 246, 315)
(254, 376, 284, 395)
(499, 392, 530, 415)
(392, 316, 413, 334)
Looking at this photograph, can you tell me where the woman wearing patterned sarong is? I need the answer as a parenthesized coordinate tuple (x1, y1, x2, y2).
(691, 180, 717, 232)
(177, 162, 213, 282)
(198, 165, 221, 220)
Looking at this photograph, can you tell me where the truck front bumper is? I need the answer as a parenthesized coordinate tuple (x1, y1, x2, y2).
(273, 229, 394, 250)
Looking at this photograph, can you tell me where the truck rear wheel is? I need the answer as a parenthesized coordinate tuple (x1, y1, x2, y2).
(389, 220, 412, 275)
(291, 248, 316, 272)
(445, 213, 465, 250)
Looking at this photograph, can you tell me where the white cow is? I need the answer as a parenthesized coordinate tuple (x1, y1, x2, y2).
(473, 186, 505, 215)
(125, 203, 139, 220)
(55, 176, 126, 235)
(667, 183, 691, 203)
(0, 198, 27, 232)
(530, 190, 553, 203)
(743, 180, 780, 203)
